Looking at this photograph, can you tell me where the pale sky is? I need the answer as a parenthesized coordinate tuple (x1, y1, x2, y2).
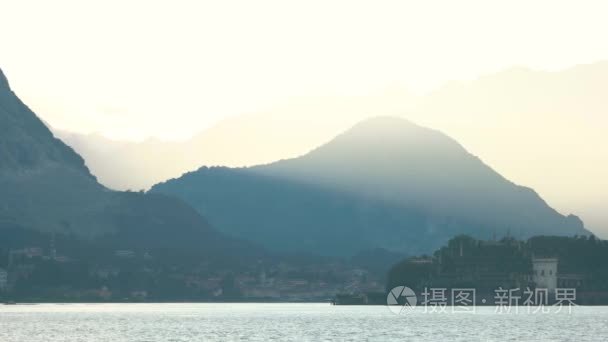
(1, 0, 607, 235)
(2, 0, 608, 140)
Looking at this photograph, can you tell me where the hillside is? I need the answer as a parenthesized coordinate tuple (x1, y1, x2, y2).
(153, 117, 589, 256)
(0, 67, 247, 254)
(56, 62, 608, 236)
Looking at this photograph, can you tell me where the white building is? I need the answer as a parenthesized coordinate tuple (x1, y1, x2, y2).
(532, 257, 558, 292)
(0, 268, 8, 291)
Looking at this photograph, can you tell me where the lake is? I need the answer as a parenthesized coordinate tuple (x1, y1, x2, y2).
(1, 303, 607, 341)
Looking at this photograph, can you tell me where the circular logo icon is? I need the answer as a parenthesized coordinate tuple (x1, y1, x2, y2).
(387, 286, 417, 314)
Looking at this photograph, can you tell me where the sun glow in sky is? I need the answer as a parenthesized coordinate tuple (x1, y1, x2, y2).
(2, 0, 608, 140)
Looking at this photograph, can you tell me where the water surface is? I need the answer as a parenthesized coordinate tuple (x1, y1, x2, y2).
(1, 303, 607, 341)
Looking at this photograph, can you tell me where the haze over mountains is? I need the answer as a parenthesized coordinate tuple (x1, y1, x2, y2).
(0, 64, 597, 260)
(152, 117, 589, 256)
(54, 62, 608, 236)
(0, 68, 253, 256)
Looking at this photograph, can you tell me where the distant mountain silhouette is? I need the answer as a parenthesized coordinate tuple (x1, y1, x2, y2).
(54, 97, 397, 190)
(0, 68, 252, 254)
(152, 117, 589, 256)
(55, 62, 608, 236)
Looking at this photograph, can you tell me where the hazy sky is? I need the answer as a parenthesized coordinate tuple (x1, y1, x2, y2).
(2, 0, 608, 140)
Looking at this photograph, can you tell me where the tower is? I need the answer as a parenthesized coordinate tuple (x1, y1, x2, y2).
(532, 257, 558, 292)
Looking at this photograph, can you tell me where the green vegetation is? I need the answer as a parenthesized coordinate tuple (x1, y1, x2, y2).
(387, 235, 608, 294)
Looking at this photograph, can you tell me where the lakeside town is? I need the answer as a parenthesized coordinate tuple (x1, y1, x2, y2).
(0, 231, 385, 303)
(3, 233, 608, 305)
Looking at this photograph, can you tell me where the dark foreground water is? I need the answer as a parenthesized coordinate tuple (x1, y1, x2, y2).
(1, 303, 607, 341)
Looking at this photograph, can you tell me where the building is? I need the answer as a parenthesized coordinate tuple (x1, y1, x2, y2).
(532, 257, 558, 292)
(11, 247, 44, 259)
(114, 250, 136, 258)
(0, 268, 8, 291)
(558, 274, 585, 288)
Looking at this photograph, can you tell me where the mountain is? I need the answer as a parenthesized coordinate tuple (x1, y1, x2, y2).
(152, 117, 589, 256)
(53, 62, 608, 237)
(53, 130, 193, 192)
(253, 117, 587, 236)
(0, 70, 92, 175)
(53, 93, 409, 191)
(0, 67, 250, 255)
(1, 69, 403, 300)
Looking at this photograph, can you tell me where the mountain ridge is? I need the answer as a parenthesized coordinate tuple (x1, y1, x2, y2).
(0, 69, 9, 89)
(152, 117, 589, 256)
(0, 68, 93, 178)
(53, 62, 608, 237)
(0, 67, 256, 256)
(251, 117, 585, 234)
